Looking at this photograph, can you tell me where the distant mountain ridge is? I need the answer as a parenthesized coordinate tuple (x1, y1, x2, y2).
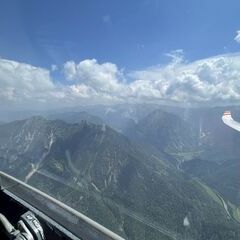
(126, 109, 198, 161)
(46, 111, 103, 125)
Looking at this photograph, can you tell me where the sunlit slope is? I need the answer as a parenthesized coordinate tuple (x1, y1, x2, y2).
(0, 117, 81, 174)
(126, 109, 199, 162)
(0, 118, 239, 239)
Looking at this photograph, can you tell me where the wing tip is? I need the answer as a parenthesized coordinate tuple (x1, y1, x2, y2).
(223, 110, 231, 116)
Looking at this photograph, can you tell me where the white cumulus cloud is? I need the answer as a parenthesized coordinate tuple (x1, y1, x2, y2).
(0, 59, 55, 106)
(2, 52, 240, 110)
(128, 53, 240, 104)
(63, 59, 123, 92)
(234, 30, 240, 43)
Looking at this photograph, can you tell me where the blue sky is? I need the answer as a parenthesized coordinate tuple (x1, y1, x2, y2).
(1, 0, 240, 70)
(1, 0, 240, 109)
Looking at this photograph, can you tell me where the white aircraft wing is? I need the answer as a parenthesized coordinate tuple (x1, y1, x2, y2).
(222, 111, 240, 132)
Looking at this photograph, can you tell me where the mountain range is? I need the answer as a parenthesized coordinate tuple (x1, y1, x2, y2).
(0, 104, 240, 239)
